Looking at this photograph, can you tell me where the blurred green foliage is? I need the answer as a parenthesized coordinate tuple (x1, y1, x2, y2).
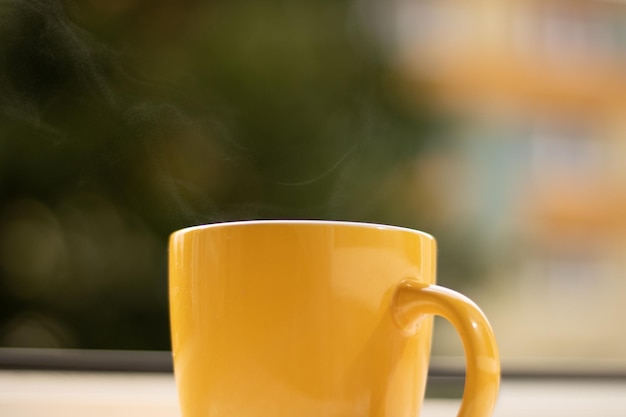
(0, 0, 443, 349)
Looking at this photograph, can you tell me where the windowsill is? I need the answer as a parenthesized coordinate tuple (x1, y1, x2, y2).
(1, 349, 625, 417)
(2, 370, 626, 417)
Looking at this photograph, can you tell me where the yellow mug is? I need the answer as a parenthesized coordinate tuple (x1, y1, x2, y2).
(169, 220, 499, 417)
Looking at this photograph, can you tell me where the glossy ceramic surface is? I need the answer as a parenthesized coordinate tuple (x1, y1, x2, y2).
(169, 220, 499, 417)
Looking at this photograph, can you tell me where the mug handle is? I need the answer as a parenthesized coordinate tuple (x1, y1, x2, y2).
(392, 279, 500, 417)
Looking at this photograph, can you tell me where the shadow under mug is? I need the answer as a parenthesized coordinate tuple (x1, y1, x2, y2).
(169, 220, 500, 417)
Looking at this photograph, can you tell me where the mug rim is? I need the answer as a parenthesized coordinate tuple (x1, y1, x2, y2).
(171, 220, 434, 241)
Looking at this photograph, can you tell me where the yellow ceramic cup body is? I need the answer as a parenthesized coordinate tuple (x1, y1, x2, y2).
(169, 220, 499, 417)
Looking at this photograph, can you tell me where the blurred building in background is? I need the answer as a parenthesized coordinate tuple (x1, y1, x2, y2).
(2, 0, 626, 362)
(391, 0, 626, 358)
